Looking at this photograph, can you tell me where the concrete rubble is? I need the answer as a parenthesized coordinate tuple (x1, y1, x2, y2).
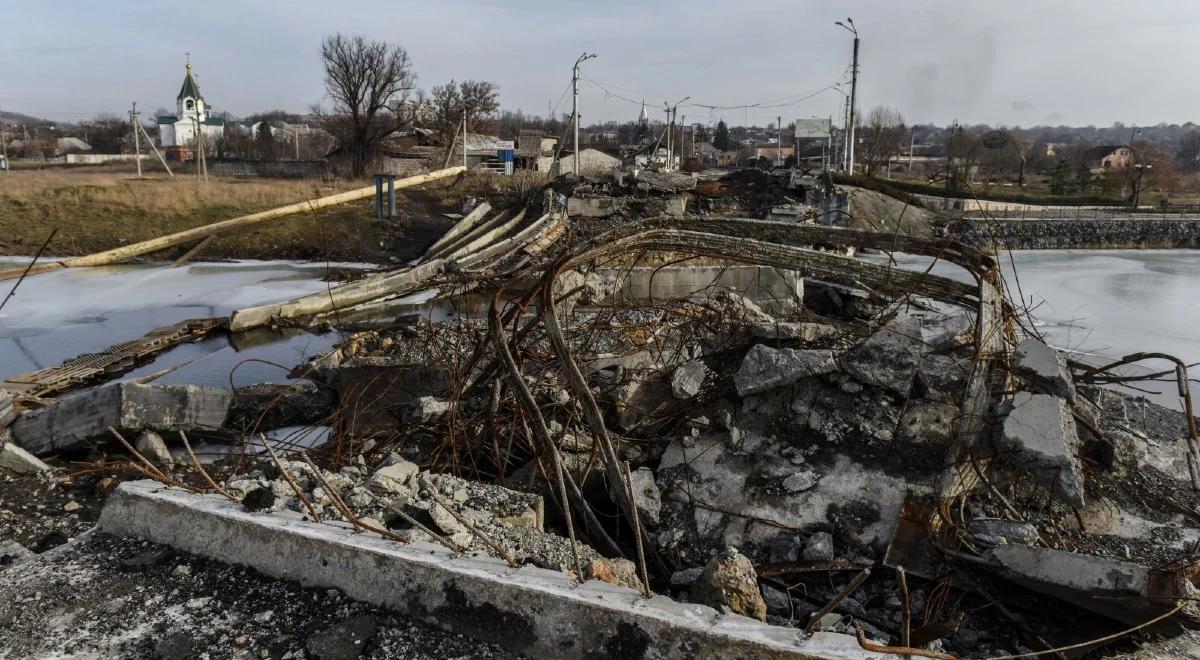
(4, 170, 1200, 658)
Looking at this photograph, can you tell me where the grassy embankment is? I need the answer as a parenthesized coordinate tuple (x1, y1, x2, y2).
(0, 168, 513, 263)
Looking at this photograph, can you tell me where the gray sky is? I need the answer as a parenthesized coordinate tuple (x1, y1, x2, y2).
(4, 0, 1197, 127)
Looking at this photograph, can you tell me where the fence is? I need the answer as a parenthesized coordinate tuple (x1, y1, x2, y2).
(209, 160, 328, 178)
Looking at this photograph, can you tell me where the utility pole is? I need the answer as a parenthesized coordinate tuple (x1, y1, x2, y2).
(836, 18, 859, 175)
(1, 103, 9, 173)
(130, 102, 143, 177)
(777, 115, 783, 167)
(462, 112, 468, 169)
(826, 116, 833, 171)
(571, 52, 597, 176)
(909, 126, 915, 174)
(664, 96, 690, 172)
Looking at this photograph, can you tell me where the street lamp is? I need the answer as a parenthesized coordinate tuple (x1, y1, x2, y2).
(834, 18, 859, 175)
(1133, 162, 1152, 208)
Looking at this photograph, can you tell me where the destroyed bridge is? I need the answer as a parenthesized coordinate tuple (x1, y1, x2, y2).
(3, 167, 1200, 658)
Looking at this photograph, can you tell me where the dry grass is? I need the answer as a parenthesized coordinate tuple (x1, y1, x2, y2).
(0, 167, 539, 262)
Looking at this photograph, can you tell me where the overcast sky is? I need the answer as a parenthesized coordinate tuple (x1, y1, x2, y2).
(4, 0, 1197, 128)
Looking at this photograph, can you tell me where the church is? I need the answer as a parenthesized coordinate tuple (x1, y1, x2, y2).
(157, 59, 225, 151)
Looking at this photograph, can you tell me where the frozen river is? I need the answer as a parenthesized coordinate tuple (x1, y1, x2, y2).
(0, 259, 364, 387)
(2, 251, 1197, 410)
(878, 250, 1200, 410)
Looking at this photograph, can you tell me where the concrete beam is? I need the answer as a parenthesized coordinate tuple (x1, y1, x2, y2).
(100, 481, 886, 660)
(11, 382, 232, 455)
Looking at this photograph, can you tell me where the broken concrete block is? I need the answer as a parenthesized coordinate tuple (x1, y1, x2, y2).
(0, 540, 36, 565)
(691, 548, 768, 621)
(915, 354, 969, 402)
(1012, 338, 1076, 402)
(734, 345, 836, 397)
(135, 431, 173, 466)
(10, 382, 233, 456)
(367, 461, 418, 497)
(997, 392, 1085, 508)
(0, 436, 51, 474)
(987, 544, 1193, 625)
(670, 567, 704, 588)
(802, 531, 835, 562)
(670, 360, 710, 400)
(969, 518, 1039, 547)
(411, 396, 451, 424)
(625, 466, 662, 527)
(760, 584, 791, 613)
(841, 312, 927, 397)
(782, 471, 820, 493)
(611, 376, 672, 431)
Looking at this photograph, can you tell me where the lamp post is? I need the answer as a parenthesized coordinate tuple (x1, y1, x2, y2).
(834, 18, 859, 175)
(571, 52, 598, 176)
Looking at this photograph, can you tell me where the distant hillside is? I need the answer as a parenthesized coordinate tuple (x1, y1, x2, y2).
(0, 110, 48, 125)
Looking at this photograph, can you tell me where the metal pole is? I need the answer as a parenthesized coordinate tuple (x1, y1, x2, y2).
(131, 102, 143, 178)
(848, 33, 859, 175)
(909, 127, 915, 175)
(138, 121, 173, 176)
(0, 103, 8, 173)
(570, 53, 596, 176)
(462, 112, 468, 170)
(777, 115, 783, 167)
(388, 175, 396, 218)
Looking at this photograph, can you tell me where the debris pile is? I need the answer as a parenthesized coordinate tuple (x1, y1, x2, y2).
(5, 172, 1200, 657)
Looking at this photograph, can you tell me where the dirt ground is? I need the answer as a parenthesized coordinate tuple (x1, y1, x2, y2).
(0, 167, 528, 265)
(0, 470, 515, 660)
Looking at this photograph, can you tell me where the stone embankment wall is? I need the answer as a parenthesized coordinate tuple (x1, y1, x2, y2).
(935, 217, 1200, 249)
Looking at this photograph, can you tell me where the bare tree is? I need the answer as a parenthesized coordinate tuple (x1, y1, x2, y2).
(429, 79, 501, 144)
(859, 105, 907, 177)
(320, 33, 418, 177)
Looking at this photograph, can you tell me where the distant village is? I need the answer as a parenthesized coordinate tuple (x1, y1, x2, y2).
(3, 57, 1200, 203)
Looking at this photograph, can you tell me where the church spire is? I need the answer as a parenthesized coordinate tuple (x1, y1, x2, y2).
(178, 54, 201, 102)
(638, 99, 648, 123)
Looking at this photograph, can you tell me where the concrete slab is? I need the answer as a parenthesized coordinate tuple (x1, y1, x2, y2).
(987, 544, 1189, 626)
(100, 481, 888, 659)
(996, 392, 1085, 507)
(11, 382, 233, 455)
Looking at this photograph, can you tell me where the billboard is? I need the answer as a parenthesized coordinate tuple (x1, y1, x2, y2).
(794, 118, 832, 139)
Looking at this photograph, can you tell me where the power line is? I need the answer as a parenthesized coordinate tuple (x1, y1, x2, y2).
(579, 74, 843, 116)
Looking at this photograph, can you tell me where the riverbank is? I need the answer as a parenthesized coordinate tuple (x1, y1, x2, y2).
(936, 216, 1200, 249)
(0, 169, 506, 264)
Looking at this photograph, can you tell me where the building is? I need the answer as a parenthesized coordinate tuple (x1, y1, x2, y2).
(157, 60, 225, 153)
(536, 148, 620, 176)
(1085, 145, 1135, 172)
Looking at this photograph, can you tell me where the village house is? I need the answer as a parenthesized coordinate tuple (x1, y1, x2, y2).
(1085, 144, 1135, 172)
